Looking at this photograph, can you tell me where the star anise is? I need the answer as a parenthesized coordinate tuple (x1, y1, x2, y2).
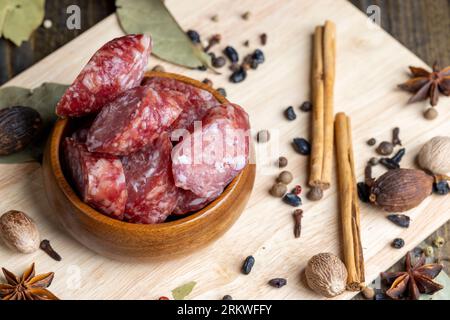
(380, 252, 443, 300)
(0, 263, 58, 300)
(398, 62, 450, 106)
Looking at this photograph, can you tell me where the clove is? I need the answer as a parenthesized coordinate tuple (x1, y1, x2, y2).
(40, 239, 62, 261)
(293, 209, 303, 238)
(392, 127, 402, 146)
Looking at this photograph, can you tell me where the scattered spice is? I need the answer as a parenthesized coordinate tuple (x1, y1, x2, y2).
(307, 187, 323, 201)
(152, 64, 165, 72)
(172, 281, 197, 300)
(243, 40, 250, 47)
(224, 46, 239, 63)
(270, 183, 287, 198)
(362, 286, 375, 300)
(390, 148, 406, 164)
(379, 158, 399, 170)
(186, 30, 201, 44)
(424, 246, 434, 257)
(158, 296, 169, 300)
(369, 169, 433, 212)
(424, 107, 438, 120)
(381, 252, 443, 300)
(205, 34, 221, 52)
(229, 67, 247, 83)
(222, 295, 233, 300)
(392, 127, 402, 146)
(260, 33, 267, 46)
(268, 278, 287, 288)
(256, 129, 270, 143)
(387, 214, 410, 228)
(299, 101, 312, 112)
(0, 210, 40, 254)
(216, 88, 227, 97)
(282, 193, 302, 207)
(292, 185, 302, 195)
(433, 180, 450, 195)
(433, 236, 445, 248)
(356, 182, 370, 203)
(211, 14, 219, 22)
(242, 256, 255, 275)
(418, 136, 450, 175)
(277, 170, 293, 184)
(252, 49, 265, 64)
(376, 141, 394, 156)
(202, 78, 213, 87)
(398, 62, 450, 107)
(0, 263, 58, 300)
(241, 11, 251, 20)
(392, 238, 405, 249)
(277, 156, 288, 168)
(212, 56, 226, 68)
(293, 209, 303, 238)
(292, 138, 311, 155)
(369, 157, 379, 166)
(305, 253, 347, 298)
(40, 239, 62, 261)
(367, 138, 376, 146)
(284, 106, 296, 120)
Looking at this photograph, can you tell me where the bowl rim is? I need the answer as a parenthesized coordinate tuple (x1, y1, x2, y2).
(50, 71, 252, 231)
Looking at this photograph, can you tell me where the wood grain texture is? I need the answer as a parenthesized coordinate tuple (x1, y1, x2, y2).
(41, 71, 256, 260)
(0, 0, 449, 299)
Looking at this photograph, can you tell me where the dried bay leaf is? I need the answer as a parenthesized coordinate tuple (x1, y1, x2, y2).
(116, 0, 213, 70)
(0, 0, 45, 46)
(171, 281, 196, 300)
(0, 83, 68, 163)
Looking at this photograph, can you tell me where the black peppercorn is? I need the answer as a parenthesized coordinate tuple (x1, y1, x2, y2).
(222, 295, 233, 300)
(252, 49, 265, 64)
(300, 101, 312, 112)
(186, 30, 201, 44)
(224, 46, 239, 63)
(292, 138, 311, 155)
(376, 141, 394, 155)
(202, 78, 213, 87)
(392, 238, 405, 249)
(229, 67, 247, 83)
(277, 156, 288, 168)
(268, 278, 287, 288)
(367, 138, 376, 146)
(216, 88, 227, 97)
(433, 181, 450, 195)
(242, 255, 255, 274)
(284, 106, 296, 120)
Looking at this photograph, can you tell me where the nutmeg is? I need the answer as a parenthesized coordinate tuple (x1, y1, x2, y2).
(305, 252, 348, 298)
(0, 210, 40, 253)
(418, 136, 450, 175)
(369, 169, 433, 212)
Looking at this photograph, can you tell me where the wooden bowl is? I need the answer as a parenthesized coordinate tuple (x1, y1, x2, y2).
(42, 71, 256, 260)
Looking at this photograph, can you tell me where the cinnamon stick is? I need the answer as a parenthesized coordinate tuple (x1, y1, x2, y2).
(308, 21, 335, 191)
(321, 20, 336, 189)
(309, 26, 325, 188)
(334, 112, 365, 291)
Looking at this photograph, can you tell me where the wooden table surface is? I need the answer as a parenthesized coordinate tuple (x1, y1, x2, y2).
(0, 0, 449, 288)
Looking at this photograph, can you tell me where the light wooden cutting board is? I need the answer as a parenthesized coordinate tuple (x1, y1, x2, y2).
(0, 0, 449, 300)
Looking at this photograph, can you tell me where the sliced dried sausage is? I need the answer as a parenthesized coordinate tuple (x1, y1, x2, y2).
(171, 103, 250, 198)
(122, 133, 178, 224)
(86, 86, 184, 155)
(63, 138, 127, 219)
(56, 34, 152, 117)
(172, 189, 218, 215)
(143, 76, 220, 131)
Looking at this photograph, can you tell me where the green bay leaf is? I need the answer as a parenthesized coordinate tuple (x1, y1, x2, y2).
(116, 0, 213, 70)
(0, 0, 45, 46)
(171, 281, 196, 300)
(0, 83, 68, 163)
